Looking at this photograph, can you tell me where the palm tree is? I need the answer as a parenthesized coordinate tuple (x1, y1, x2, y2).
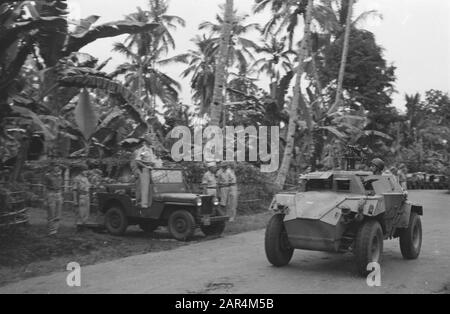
(147, 0, 186, 54)
(123, 1, 185, 56)
(251, 32, 295, 99)
(326, 0, 354, 115)
(274, 0, 314, 189)
(112, 42, 181, 110)
(199, 9, 261, 76)
(160, 35, 217, 115)
(254, 0, 381, 113)
(405, 93, 422, 132)
(114, 1, 185, 111)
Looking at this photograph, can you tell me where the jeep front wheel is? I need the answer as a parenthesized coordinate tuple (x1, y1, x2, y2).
(354, 220, 383, 276)
(105, 207, 128, 236)
(201, 221, 226, 236)
(399, 212, 422, 260)
(168, 210, 196, 241)
(265, 214, 293, 267)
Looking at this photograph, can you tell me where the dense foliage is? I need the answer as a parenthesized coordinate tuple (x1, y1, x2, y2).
(0, 0, 448, 188)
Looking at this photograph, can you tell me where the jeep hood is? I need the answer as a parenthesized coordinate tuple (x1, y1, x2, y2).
(155, 193, 204, 203)
(274, 191, 347, 220)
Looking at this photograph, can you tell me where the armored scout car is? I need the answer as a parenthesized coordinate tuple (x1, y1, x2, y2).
(265, 170, 423, 276)
(97, 168, 229, 241)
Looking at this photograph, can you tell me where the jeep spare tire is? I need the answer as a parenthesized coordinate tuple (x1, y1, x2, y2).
(355, 220, 383, 276)
(168, 210, 196, 241)
(105, 207, 128, 236)
(201, 221, 226, 236)
(265, 214, 294, 267)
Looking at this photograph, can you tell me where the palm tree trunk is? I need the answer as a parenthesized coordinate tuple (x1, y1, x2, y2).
(274, 0, 314, 190)
(327, 0, 354, 115)
(210, 0, 234, 126)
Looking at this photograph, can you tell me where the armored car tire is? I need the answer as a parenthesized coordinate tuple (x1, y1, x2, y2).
(105, 206, 128, 236)
(201, 221, 226, 236)
(399, 212, 422, 260)
(265, 215, 294, 267)
(139, 220, 159, 233)
(168, 210, 196, 241)
(355, 220, 383, 276)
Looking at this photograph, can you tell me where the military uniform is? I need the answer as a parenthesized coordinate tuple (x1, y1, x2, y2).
(216, 167, 229, 207)
(398, 169, 407, 190)
(134, 144, 163, 208)
(225, 166, 238, 221)
(73, 172, 92, 226)
(202, 170, 217, 196)
(44, 168, 63, 235)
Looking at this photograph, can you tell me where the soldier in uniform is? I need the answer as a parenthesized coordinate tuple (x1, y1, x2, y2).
(132, 133, 163, 208)
(43, 165, 63, 236)
(398, 164, 408, 190)
(73, 167, 92, 230)
(225, 162, 238, 222)
(216, 162, 229, 216)
(370, 158, 385, 175)
(202, 162, 217, 196)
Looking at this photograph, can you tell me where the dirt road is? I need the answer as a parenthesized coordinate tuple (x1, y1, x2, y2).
(1, 191, 449, 294)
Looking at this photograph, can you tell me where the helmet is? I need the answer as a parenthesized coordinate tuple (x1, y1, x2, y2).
(370, 158, 385, 171)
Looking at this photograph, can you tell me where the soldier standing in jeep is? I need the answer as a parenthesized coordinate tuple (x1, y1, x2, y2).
(132, 133, 163, 208)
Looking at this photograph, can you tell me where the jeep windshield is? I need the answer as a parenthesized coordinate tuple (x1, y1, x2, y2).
(151, 170, 183, 184)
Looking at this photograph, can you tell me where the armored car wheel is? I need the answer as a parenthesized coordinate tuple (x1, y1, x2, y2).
(168, 210, 196, 241)
(105, 207, 128, 236)
(139, 220, 159, 233)
(355, 220, 383, 276)
(399, 212, 422, 260)
(201, 221, 226, 236)
(265, 215, 294, 267)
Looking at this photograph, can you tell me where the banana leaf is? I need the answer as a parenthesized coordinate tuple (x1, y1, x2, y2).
(74, 89, 98, 140)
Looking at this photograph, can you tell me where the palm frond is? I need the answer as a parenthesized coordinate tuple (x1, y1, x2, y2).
(64, 20, 160, 56)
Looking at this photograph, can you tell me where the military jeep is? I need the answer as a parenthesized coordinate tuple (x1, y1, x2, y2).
(97, 168, 228, 241)
(265, 171, 423, 276)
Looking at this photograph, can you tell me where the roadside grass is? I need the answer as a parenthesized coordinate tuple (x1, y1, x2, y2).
(0, 207, 271, 287)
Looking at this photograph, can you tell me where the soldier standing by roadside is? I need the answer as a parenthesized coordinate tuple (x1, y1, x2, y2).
(43, 165, 63, 236)
(389, 167, 399, 182)
(73, 166, 92, 231)
(202, 162, 217, 196)
(398, 164, 408, 191)
(225, 162, 238, 222)
(217, 162, 229, 217)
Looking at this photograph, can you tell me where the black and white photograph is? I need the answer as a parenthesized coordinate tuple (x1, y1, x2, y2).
(0, 0, 449, 299)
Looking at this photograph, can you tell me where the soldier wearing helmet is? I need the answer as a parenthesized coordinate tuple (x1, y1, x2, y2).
(370, 158, 385, 175)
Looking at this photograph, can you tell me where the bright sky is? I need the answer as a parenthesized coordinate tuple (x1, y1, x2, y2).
(70, 0, 450, 112)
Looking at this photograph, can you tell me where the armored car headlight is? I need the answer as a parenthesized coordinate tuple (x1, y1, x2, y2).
(196, 196, 202, 207)
(213, 197, 219, 206)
